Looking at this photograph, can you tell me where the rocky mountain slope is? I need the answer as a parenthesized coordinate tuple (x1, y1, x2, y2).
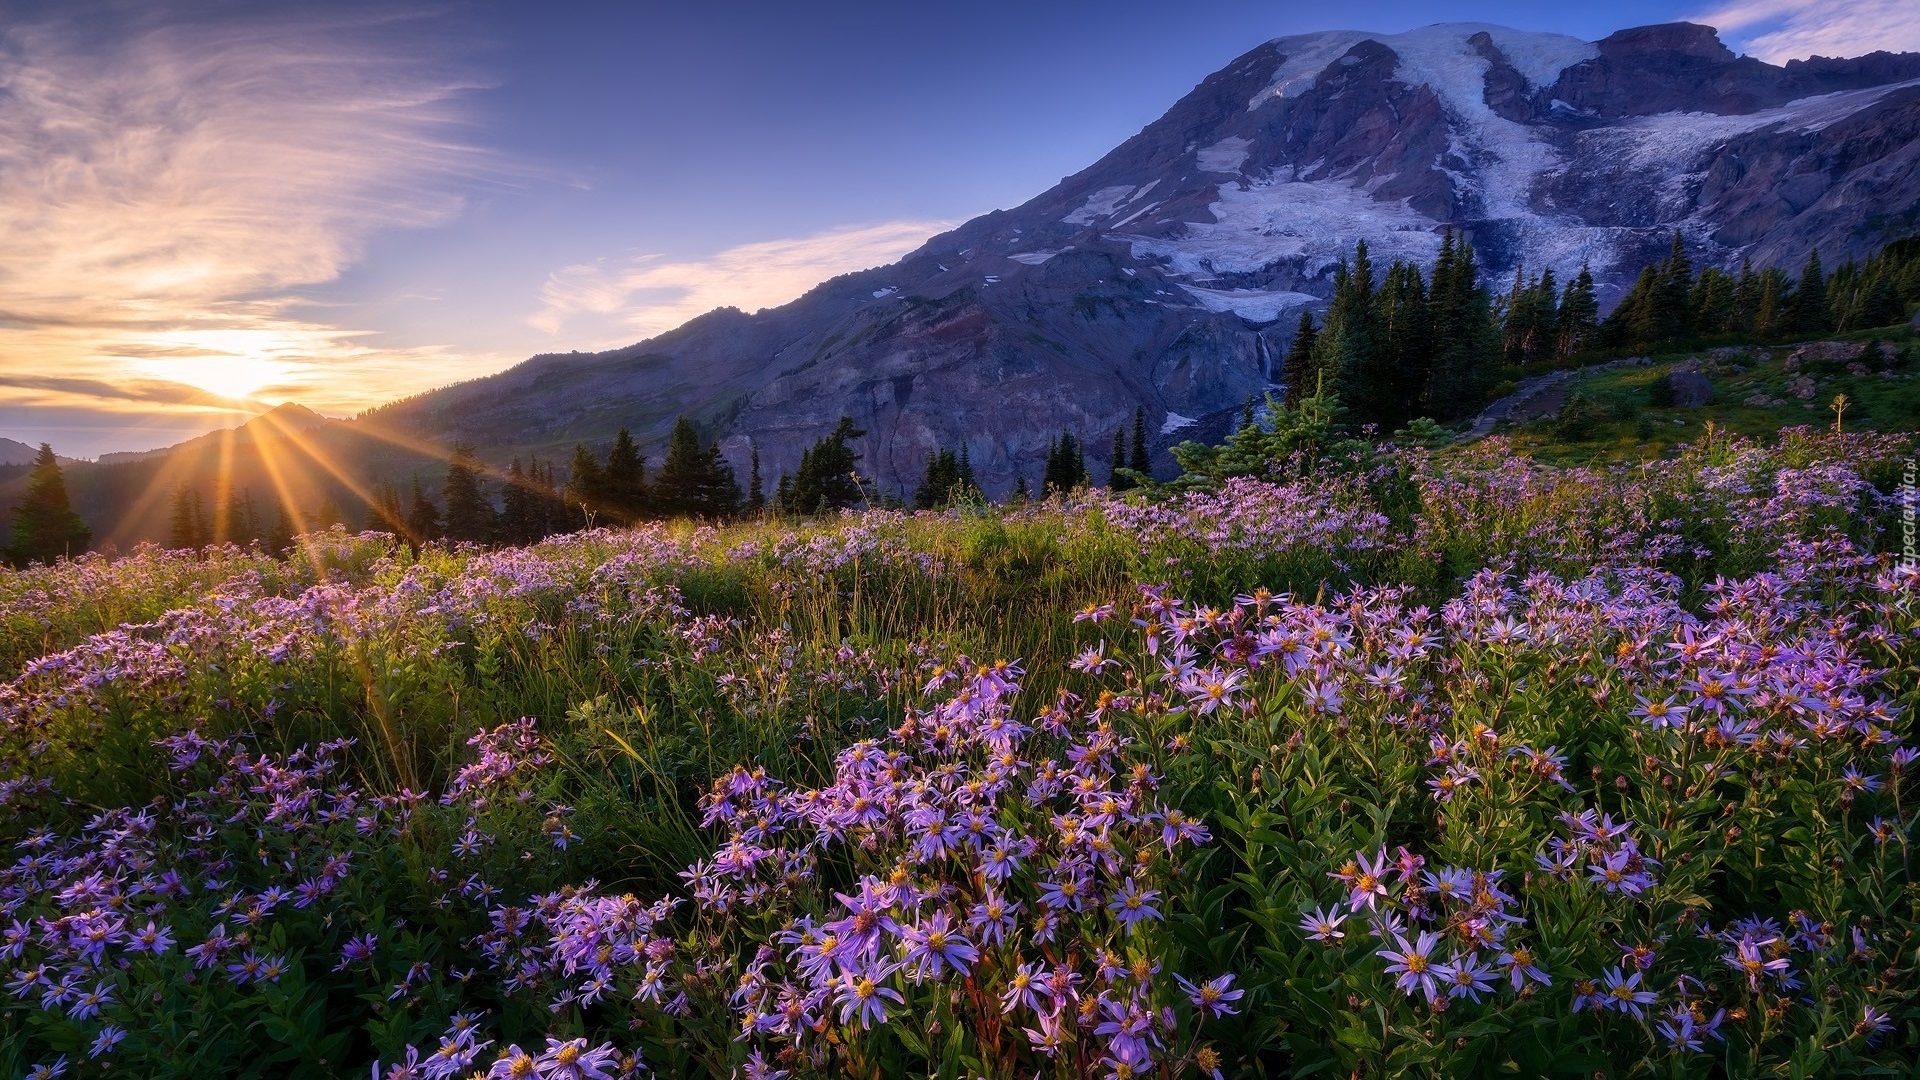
(254, 23, 1920, 496)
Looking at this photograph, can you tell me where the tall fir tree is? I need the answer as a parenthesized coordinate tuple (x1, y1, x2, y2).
(7, 444, 89, 566)
(1728, 258, 1760, 333)
(915, 449, 962, 509)
(1041, 432, 1087, 496)
(656, 416, 742, 518)
(1281, 310, 1319, 407)
(441, 445, 494, 543)
(1649, 232, 1695, 342)
(499, 459, 533, 545)
(169, 485, 204, 550)
(1754, 268, 1787, 339)
(1424, 230, 1495, 421)
(745, 442, 766, 514)
(1314, 241, 1377, 404)
(386, 480, 411, 535)
(267, 500, 297, 554)
(602, 428, 646, 522)
(1128, 407, 1151, 476)
(782, 417, 867, 514)
(1109, 428, 1131, 491)
(563, 444, 606, 528)
(1557, 265, 1598, 356)
(1792, 249, 1830, 334)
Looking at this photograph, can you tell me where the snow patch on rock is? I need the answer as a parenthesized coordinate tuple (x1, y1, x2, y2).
(1161, 412, 1197, 435)
(1178, 285, 1319, 322)
(1064, 185, 1138, 225)
(1121, 176, 1441, 278)
(1197, 136, 1252, 173)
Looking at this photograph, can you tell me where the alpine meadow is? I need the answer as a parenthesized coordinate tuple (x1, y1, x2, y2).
(4, 7, 1920, 1080)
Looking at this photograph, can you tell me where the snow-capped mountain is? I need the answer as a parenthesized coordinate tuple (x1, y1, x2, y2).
(372, 22, 1920, 494)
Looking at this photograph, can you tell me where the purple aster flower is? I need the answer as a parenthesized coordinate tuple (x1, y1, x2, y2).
(1858, 1006, 1894, 1043)
(1724, 934, 1791, 992)
(1299, 905, 1347, 943)
(968, 891, 1019, 946)
(1176, 973, 1243, 1018)
(1601, 967, 1657, 1018)
(836, 961, 905, 1029)
(88, 1026, 126, 1059)
(1378, 931, 1443, 1003)
(1497, 944, 1550, 990)
(1439, 954, 1496, 1002)
(1333, 848, 1393, 912)
(488, 1046, 536, 1079)
(1106, 880, 1163, 932)
(899, 910, 978, 980)
(533, 1037, 619, 1080)
(1001, 962, 1046, 1015)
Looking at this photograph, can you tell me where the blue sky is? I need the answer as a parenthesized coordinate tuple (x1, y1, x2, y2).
(1, 0, 1909, 456)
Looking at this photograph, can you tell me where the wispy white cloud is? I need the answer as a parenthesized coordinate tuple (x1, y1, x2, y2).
(0, 4, 517, 434)
(1694, 0, 1920, 62)
(530, 221, 951, 343)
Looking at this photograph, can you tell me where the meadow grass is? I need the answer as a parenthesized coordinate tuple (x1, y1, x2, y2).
(0, 427, 1916, 1079)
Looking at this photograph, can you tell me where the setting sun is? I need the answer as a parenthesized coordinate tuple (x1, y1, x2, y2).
(130, 355, 288, 401)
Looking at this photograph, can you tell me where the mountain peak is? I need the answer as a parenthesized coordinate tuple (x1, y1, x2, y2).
(364, 21, 1920, 497)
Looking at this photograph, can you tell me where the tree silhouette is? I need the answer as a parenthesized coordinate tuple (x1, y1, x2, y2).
(7, 444, 89, 566)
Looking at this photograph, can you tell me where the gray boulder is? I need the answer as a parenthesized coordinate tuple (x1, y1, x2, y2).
(1669, 371, 1714, 407)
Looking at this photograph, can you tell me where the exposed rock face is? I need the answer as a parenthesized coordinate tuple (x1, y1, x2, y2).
(367, 22, 1920, 496)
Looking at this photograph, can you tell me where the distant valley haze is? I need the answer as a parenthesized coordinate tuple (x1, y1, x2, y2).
(3, 0, 1917, 459)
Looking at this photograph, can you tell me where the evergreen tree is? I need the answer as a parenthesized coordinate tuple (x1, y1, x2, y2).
(533, 459, 566, 539)
(441, 444, 494, 543)
(602, 428, 646, 522)
(563, 444, 606, 528)
(1109, 428, 1131, 491)
(1650, 232, 1695, 342)
(7, 444, 89, 566)
(1754, 268, 1788, 339)
(1314, 241, 1377, 404)
(782, 417, 867, 515)
(695, 441, 743, 518)
(499, 459, 533, 545)
(367, 479, 405, 537)
(1792, 249, 1830, 334)
(957, 443, 978, 495)
(1557, 265, 1599, 356)
(169, 485, 203, 550)
(1424, 231, 1495, 421)
(406, 474, 440, 546)
(745, 442, 766, 514)
(773, 472, 793, 515)
(1691, 266, 1735, 335)
(1728, 258, 1760, 333)
(915, 449, 962, 509)
(1367, 260, 1431, 430)
(1281, 310, 1319, 407)
(267, 500, 297, 554)
(1128, 408, 1151, 476)
(1012, 474, 1030, 504)
(1603, 265, 1659, 347)
(312, 496, 344, 531)
(1041, 432, 1087, 496)
(656, 416, 742, 518)
(232, 488, 260, 546)
(1850, 269, 1906, 329)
